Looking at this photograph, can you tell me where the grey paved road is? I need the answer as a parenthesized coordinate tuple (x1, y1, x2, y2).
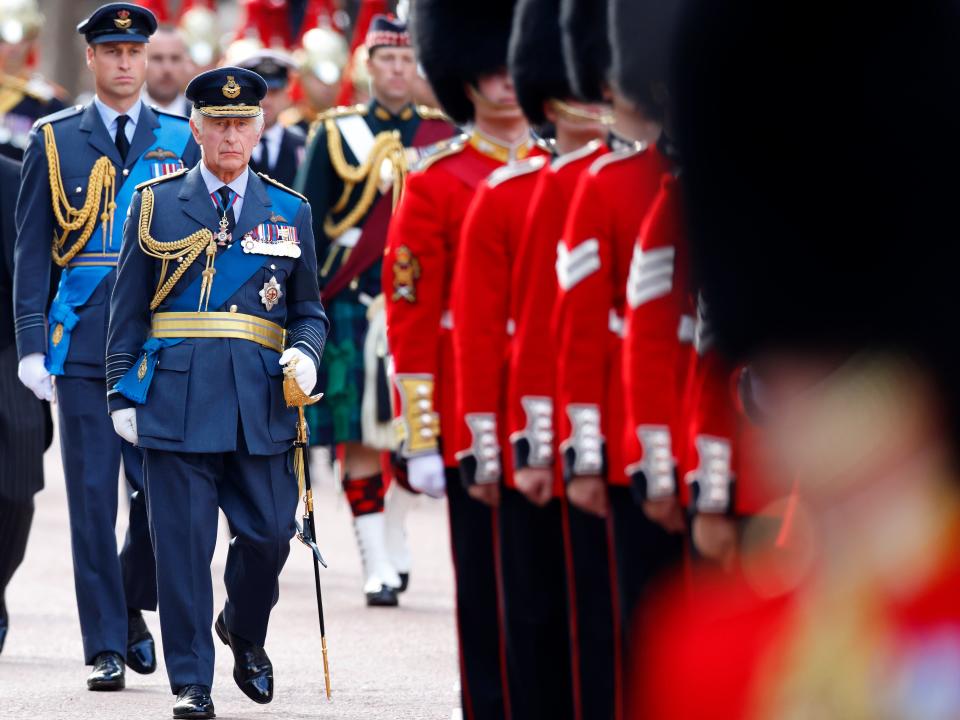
(0, 443, 459, 719)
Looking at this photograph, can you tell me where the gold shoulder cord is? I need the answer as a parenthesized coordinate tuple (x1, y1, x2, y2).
(323, 118, 408, 239)
(44, 123, 117, 267)
(137, 185, 215, 311)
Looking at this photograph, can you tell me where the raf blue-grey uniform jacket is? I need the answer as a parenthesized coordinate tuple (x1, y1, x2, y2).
(12, 102, 201, 378)
(106, 165, 329, 456)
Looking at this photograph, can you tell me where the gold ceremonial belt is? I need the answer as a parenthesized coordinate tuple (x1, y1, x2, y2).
(67, 253, 120, 268)
(151, 312, 285, 353)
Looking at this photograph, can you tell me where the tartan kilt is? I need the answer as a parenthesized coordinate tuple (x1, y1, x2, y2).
(307, 294, 370, 446)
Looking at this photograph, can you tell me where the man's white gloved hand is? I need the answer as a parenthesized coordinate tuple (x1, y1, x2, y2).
(279, 348, 317, 395)
(111, 408, 138, 445)
(17, 352, 53, 401)
(407, 453, 446, 498)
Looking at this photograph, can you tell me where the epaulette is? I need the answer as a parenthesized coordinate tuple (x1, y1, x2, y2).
(135, 167, 187, 191)
(257, 172, 308, 202)
(551, 139, 604, 172)
(22, 76, 57, 103)
(32, 104, 83, 130)
(588, 144, 647, 176)
(415, 133, 468, 172)
(415, 104, 450, 122)
(316, 104, 368, 122)
(486, 155, 548, 188)
(306, 117, 323, 145)
(149, 105, 191, 122)
(534, 136, 555, 154)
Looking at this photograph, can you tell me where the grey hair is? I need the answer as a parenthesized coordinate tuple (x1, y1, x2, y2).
(190, 107, 265, 134)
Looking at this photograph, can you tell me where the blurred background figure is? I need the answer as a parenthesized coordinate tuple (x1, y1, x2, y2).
(285, 23, 348, 133)
(142, 22, 193, 116)
(176, 0, 220, 71)
(0, 151, 52, 656)
(0, 0, 65, 159)
(237, 48, 305, 185)
(631, 0, 960, 718)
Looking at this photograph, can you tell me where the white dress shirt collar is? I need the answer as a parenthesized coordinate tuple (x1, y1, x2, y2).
(93, 95, 142, 142)
(199, 160, 250, 220)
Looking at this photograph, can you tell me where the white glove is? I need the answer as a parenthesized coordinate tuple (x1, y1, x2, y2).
(111, 408, 138, 445)
(17, 353, 53, 402)
(407, 452, 446, 498)
(279, 347, 317, 395)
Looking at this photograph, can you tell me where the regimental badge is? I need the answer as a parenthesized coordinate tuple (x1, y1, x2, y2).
(114, 9, 132, 29)
(392, 245, 420, 303)
(145, 147, 178, 160)
(51, 323, 63, 347)
(259, 275, 283, 311)
(222, 75, 241, 99)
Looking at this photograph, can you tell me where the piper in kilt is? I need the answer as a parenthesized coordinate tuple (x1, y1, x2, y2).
(294, 14, 454, 606)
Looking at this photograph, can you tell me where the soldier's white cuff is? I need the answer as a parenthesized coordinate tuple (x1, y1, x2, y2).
(626, 425, 676, 500)
(509, 396, 553, 469)
(393, 373, 441, 458)
(688, 434, 733, 513)
(455, 412, 500, 485)
(561, 404, 604, 477)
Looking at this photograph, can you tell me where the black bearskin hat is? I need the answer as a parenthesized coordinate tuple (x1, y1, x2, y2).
(609, 0, 682, 115)
(559, 0, 609, 103)
(508, 0, 572, 126)
(413, 0, 517, 125)
(673, 0, 960, 437)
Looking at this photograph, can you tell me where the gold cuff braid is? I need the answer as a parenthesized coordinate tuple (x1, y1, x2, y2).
(45, 123, 117, 268)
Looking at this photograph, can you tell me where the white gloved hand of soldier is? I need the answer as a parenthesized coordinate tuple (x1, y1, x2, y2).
(17, 352, 54, 402)
(111, 407, 138, 445)
(407, 452, 446, 499)
(279, 348, 317, 395)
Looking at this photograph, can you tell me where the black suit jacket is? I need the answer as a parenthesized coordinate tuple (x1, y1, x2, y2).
(0, 154, 22, 350)
(250, 125, 306, 187)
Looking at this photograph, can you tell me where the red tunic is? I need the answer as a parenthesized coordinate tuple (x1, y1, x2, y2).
(452, 155, 550, 487)
(553, 143, 671, 486)
(621, 174, 696, 501)
(384, 136, 538, 467)
(505, 141, 608, 494)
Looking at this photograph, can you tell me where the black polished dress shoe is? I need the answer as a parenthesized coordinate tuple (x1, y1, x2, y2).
(87, 651, 125, 691)
(214, 612, 273, 704)
(127, 608, 157, 674)
(397, 572, 410, 593)
(0, 602, 8, 655)
(366, 583, 399, 607)
(173, 684, 215, 719)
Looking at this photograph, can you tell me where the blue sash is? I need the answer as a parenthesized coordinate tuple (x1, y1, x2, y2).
(46, 114, 193, 375)
(116, 178, 303, 404)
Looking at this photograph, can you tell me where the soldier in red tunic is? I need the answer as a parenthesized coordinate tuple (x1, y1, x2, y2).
(451, 0, 610, 716)
(384, 1, 539, 717)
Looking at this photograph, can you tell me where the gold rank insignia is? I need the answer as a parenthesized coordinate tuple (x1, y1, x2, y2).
(222, 76, 241, 99)
(114, 9, 132, 29)
(145, 147, 178, 160)
(392, 245, 420, 303)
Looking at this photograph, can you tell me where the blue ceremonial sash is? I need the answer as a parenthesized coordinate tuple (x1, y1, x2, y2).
(116, 177, 303, 404)
(47, 114, 194, 376)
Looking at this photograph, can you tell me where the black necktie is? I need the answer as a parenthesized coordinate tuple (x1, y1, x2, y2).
(115, 114, 130, 162)
(216, 186, 236, 232)
(256, 137, 269, 170)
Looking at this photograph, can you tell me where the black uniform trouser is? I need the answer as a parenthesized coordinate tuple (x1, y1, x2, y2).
(445, 468, 509, 720)
(609, 486, 683, 702)
(562, 499, 617, 720)
(499, 488, 574, 720)
(0, 499, 34, 612)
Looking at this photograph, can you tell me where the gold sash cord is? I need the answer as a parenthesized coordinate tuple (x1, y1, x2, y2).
(44, 123, 117, 267)
(151, 311, 285, 353)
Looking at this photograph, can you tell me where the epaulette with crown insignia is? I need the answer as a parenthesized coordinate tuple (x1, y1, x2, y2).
(257, 172, 308, 202)
(135, 167, 187, 191)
